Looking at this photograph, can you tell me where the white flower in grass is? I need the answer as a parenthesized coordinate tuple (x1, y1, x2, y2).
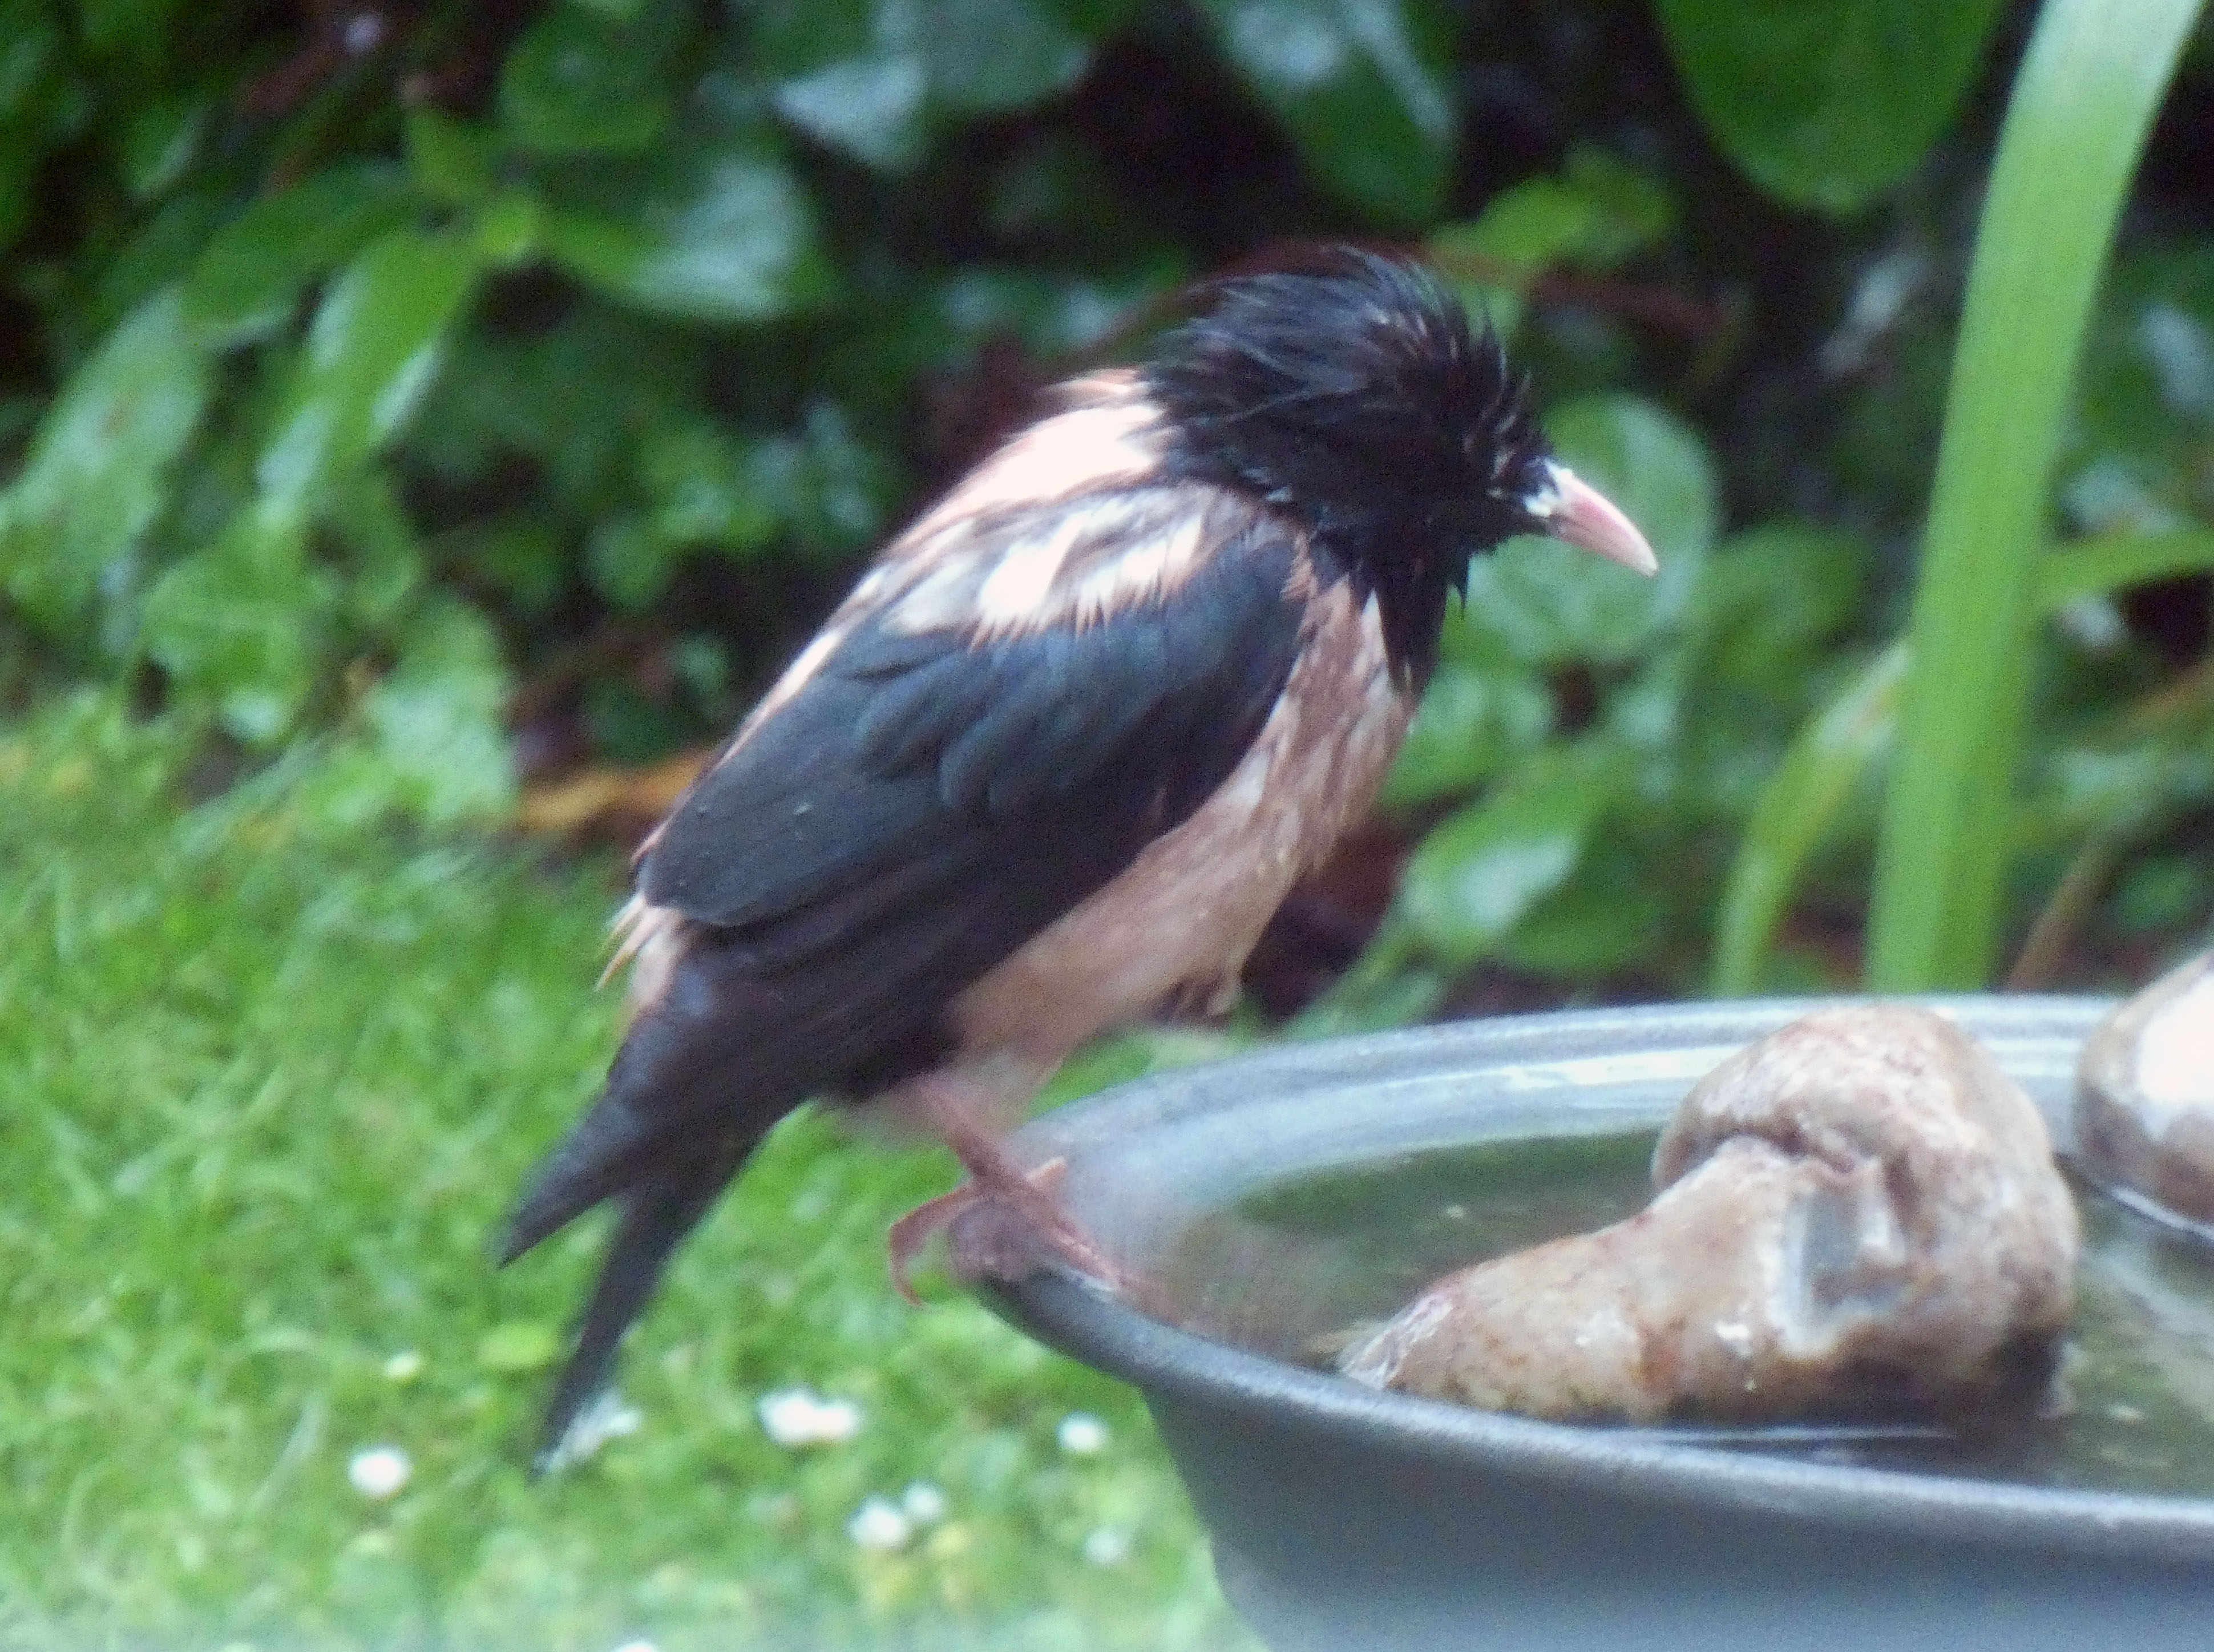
(847, 1496, 911, 1551)
(757, 1387, 862, 1447)
(900, 1481, 947, 1525)
(1056, 1412, 1109, 1456)
(347, 1445, 411, 1500)
(382, 1350, 423, 1383)
(1082, 1526, 1133, 1566)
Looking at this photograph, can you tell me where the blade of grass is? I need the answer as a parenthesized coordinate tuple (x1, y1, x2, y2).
(1866, 0, 2205, 991)
(1710, 644, 1906, 995)
(2004, 833, 2128, 990)
(2038, 527, 2214, 610)
(1713, 528, 2214, 995)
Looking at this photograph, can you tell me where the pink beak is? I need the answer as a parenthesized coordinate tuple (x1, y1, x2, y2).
(1529, 462, 1659, 576)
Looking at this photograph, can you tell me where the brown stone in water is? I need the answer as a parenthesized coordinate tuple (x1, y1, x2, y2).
(2078, 950, 2214, 1226)
(1340, 1006, 2079, 1423)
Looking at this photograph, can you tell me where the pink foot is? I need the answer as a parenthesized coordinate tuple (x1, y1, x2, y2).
(885, 1156, 1121, 1301)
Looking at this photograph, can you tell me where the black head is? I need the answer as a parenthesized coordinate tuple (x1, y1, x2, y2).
(1142, 250, 1562, 680)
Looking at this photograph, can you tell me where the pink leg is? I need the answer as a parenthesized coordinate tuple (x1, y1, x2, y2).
(885, 1081, 1121, 1299)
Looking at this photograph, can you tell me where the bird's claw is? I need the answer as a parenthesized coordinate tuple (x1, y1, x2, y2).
(886, 1156, 1119, 1302)
(886, 1185, 975, 1305)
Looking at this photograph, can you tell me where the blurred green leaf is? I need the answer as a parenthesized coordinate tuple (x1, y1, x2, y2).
(922, 0, 1091, 115)
(587, 513, 679, 611)
(585, 673, 691, 761)
(139, 508, 329, 742)
(118, 91, 205, 199)
(1558, 146, 1676, 255)
(88, 189, 228, 335)
(1451, 393, 1718, 666)
(1710, 644, 1906, 995)
(1498, 835, 1674, 978)
(330, 472, 424, 628)
(0, 137, 46, 254)
(1194, 0, 1455, 224)
(544, 144, 830, 323)
(471, 191, 546, 268)
(0, 0, 88, 251)
(443, 515, 568, 616)
(76, 0, 183, 60)
(1691, 522, 1870, 693)
(0, 2, 62, 120)
(2070, 245, 2214, 524)
(1047, 0, 1147, 31)
(772, 54, 929, 171)
(2112, 853, 2213, 935)
(752, 401, 890, 555)
(638, 419, 782, 552)
(2030, 740, 2213, 847)
(346, 599, 516, 827)
(1380, 660, 1554, 809)
(499, 0, 686, 156)
(0, 287, 209, 629)
(2039, 528, 2214, 609)
(409, 309, 693, 501)
(1654, 0, 2008, 215)
(257, 227, 482, 519)
(926, 264, 1153, 359)
(1036, 1024, 1248, 1109)
(1398, 742, 1624, 965)
(183, 164, 414, 345)
(1428, 147, 1672, 341)
(1287, 955, 1451, 1039)
(405, 107, 498, 205)
(752, 0, 930, 170)
(1429, 197, 1589, 346)
(754, 0, 1095, 168)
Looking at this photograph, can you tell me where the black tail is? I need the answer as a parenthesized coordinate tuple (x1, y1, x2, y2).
(500, 932, 815, 1469)
(518, 1125, 759, 1470)
(503, 892, 957, 1468)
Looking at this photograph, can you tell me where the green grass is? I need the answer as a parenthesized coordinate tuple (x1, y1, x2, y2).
(0, 697, 1253, 1651)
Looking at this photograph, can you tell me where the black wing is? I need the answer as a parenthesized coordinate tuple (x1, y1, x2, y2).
(505, 508, 1310, 1458)
(637, 510, 1307, 1016)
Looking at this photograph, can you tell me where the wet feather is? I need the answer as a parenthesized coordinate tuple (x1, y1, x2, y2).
(503, 248, 1657, 1463)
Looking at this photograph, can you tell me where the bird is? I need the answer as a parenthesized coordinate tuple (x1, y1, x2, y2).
(502, 247, 1659, 1463)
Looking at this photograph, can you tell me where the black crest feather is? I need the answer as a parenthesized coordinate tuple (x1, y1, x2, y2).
(1144, 248, 1556, 678)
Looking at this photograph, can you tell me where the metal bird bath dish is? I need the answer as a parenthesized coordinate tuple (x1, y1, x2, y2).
(978, 998, 2214, 1652)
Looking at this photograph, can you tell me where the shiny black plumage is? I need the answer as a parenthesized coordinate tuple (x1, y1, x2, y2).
(506, 504, 1315, 1459)
(1146, 252, 1549, 676)
(503, 249, 1647, 1464)
(506, 526, 1304, 1254)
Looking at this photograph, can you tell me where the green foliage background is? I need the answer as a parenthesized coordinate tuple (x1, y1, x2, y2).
(7, 0, 2212, 999)
(3, 0, 2209, 995)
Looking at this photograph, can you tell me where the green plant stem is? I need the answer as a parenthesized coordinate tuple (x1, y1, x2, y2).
(2115, 648, 2214, 742)
(1710, 644, 1906, 995)
(1710, 530, 2214, 996)
(1866, 0, 2204, 991)
(2005, 833, 2125, 991)
(2041, 528, 2214, 610)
